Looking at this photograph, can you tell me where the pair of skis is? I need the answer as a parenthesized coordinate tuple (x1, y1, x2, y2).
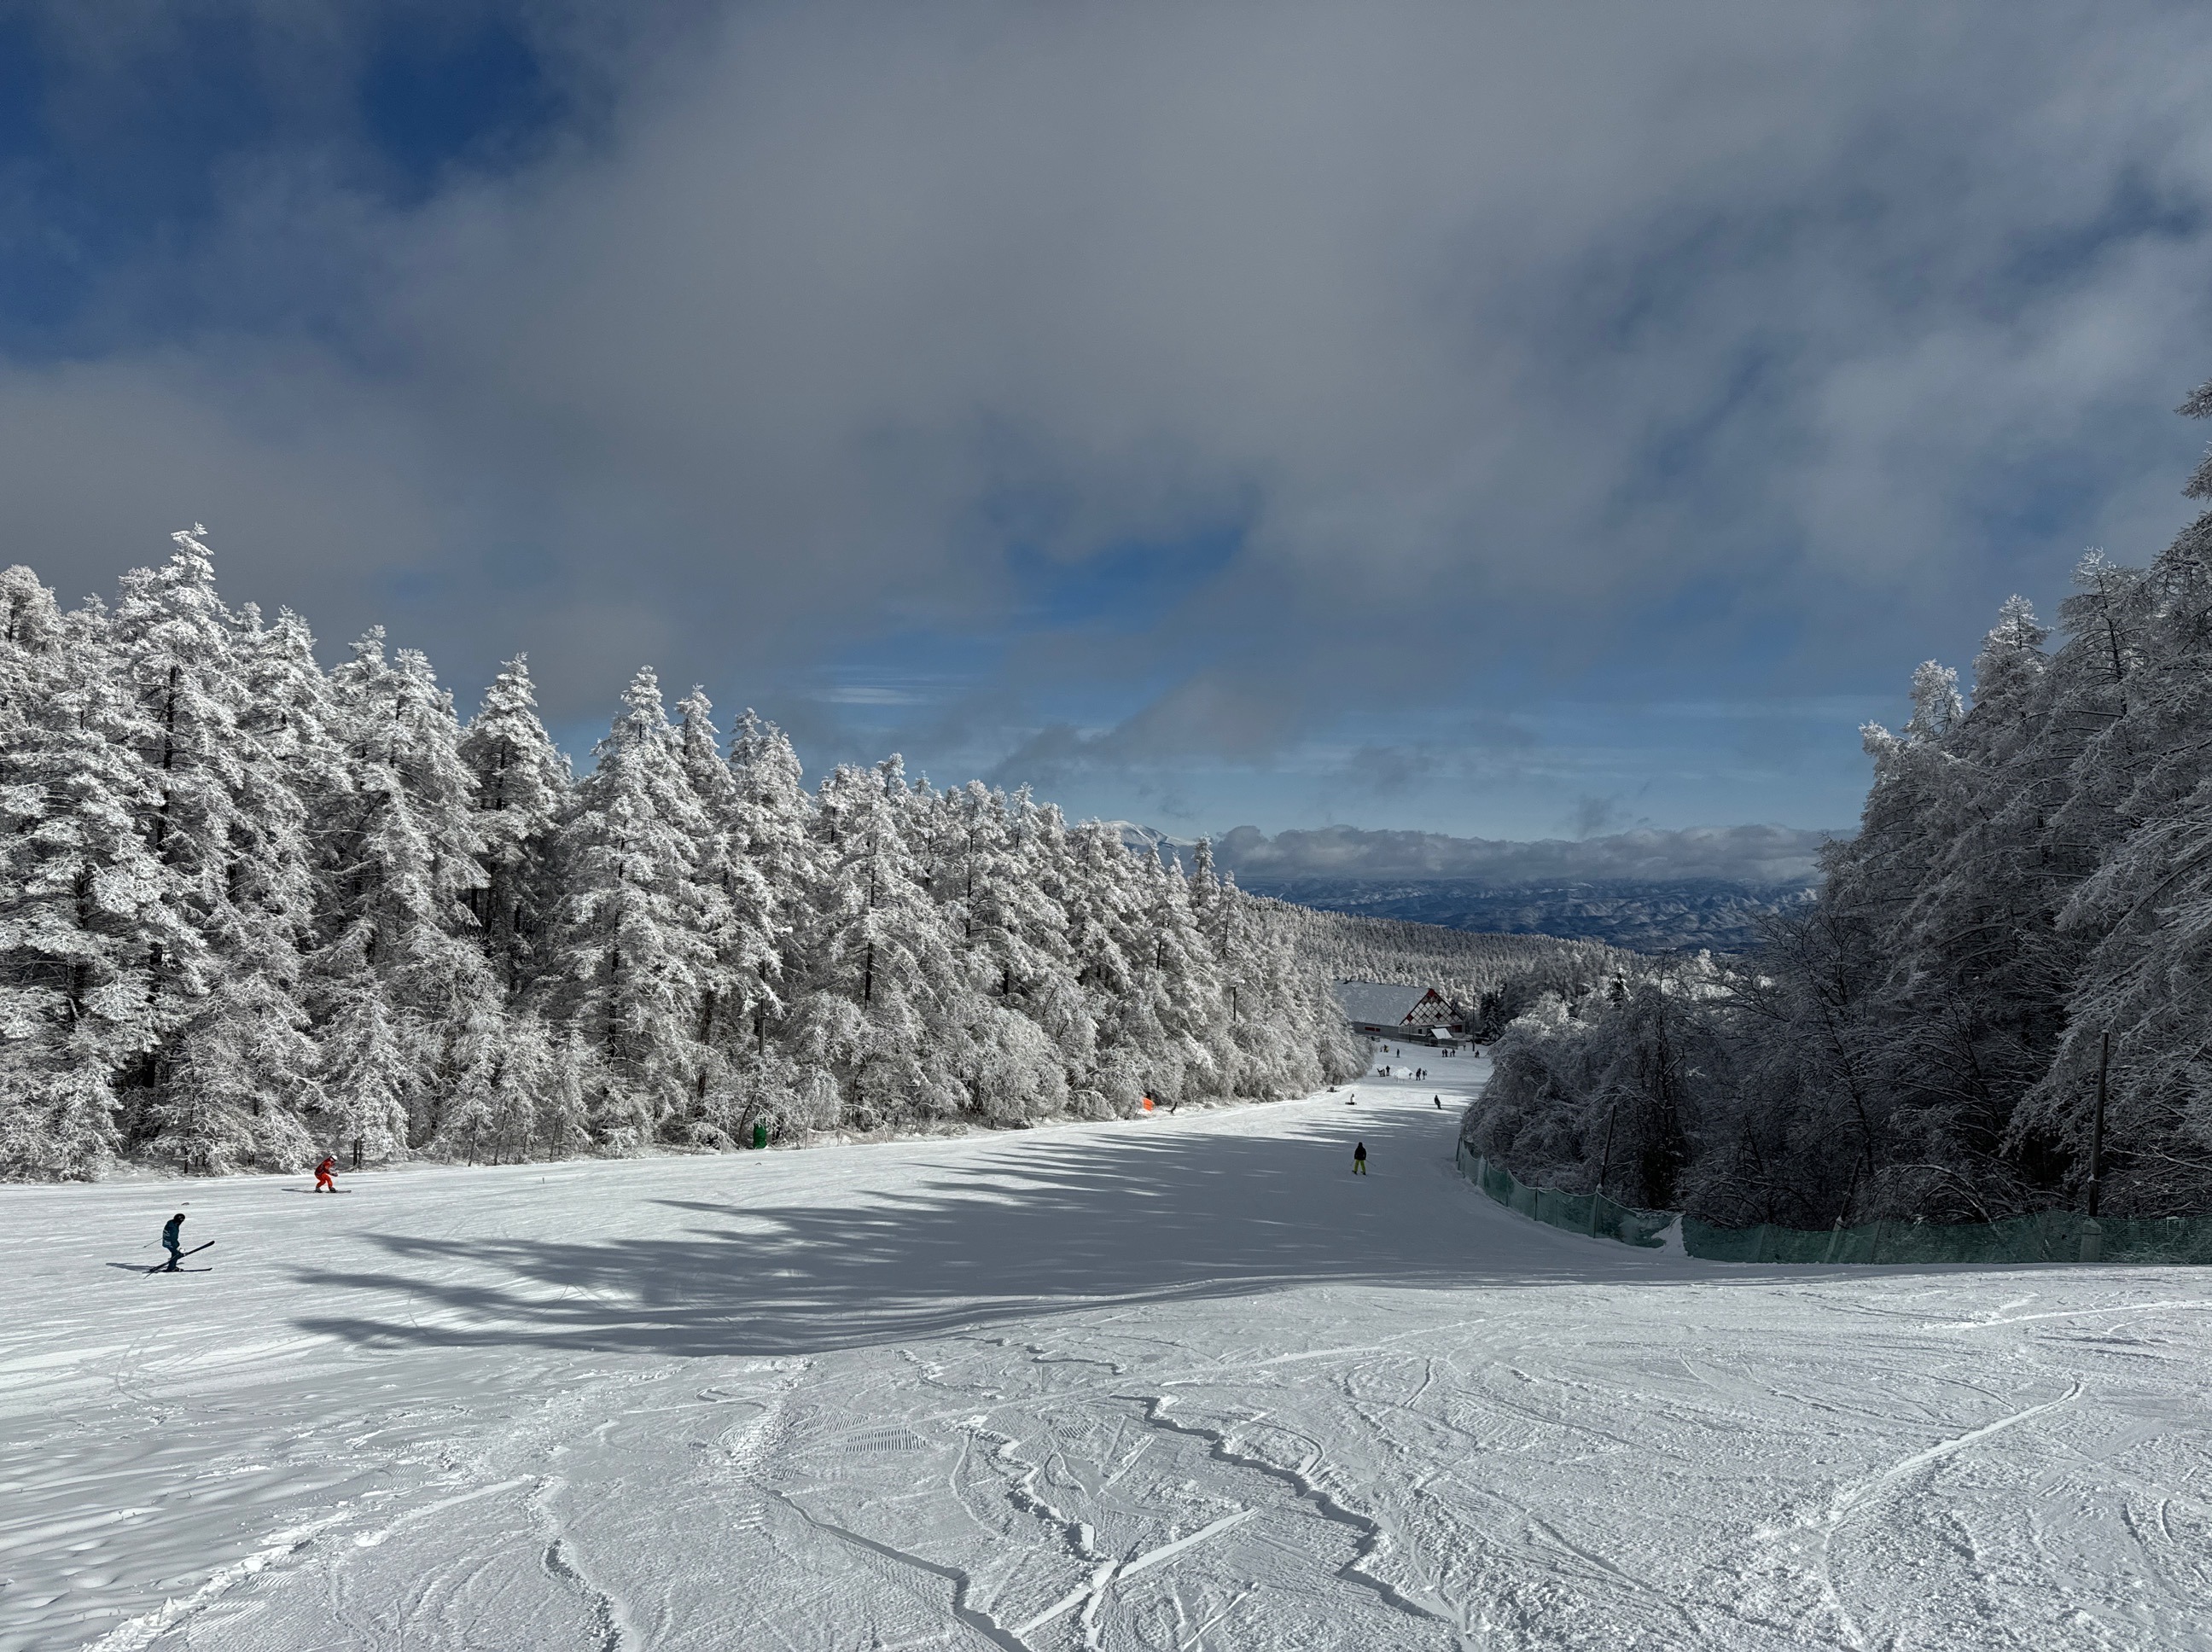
(148, 1240, 215, 1274)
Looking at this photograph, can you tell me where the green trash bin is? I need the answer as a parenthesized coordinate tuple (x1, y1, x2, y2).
(751, 1120, 769, 1150)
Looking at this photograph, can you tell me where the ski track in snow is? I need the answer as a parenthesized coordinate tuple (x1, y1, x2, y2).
(6, 1062, 2212, 1649)
(1121, 1391, 1461, 1633)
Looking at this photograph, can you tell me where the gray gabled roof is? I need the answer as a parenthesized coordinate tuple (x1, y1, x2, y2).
(1330, 980, 1435, 1027)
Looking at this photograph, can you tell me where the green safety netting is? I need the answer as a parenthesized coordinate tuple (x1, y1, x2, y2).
(1456, 1143, 1673, 1248)
(1454, 1141, 2211, 1265)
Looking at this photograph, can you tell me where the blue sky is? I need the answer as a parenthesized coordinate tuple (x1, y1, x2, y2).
(5, 2, 2210, 852)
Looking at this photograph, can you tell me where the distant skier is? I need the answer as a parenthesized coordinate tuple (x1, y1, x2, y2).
(1434, 1095, 1442, 1108)
(159, 1213, 186, 1271)
(1352, 1142, 1368, 1176)
(314, 1155, 338, 1193)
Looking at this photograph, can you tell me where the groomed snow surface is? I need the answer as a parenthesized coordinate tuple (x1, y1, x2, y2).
(6, 1062, 2209, 1651)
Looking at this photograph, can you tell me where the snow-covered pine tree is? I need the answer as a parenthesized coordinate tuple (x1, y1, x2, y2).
(537, 1022, 596, 1160)
(0, 569, 195, 1177)
(2013, 377, 2212, 1208)
(672, 689, 782, 1143)
(188, 602, 357, 1171)
(1855, 603, 2079, 1211)
(1000, 789, 1096, 1076)
(105, 529, 326, 1172)
(727, 710, 817, 1045)
(1187, 835, 1227, 957)
(708, 710, 831, 1139)
(1127, 843, 1230, 1109)
(236, 605, 350, 946)
(458, 656, 571, 998)
(1226, 878, 1357, 1100)
(550, 667, 718, 1149)
(998, 799, 1103, 1112)
(923, 782, 1075, 1123)
(1188, 845, 1334, 1099)
(0, 564, 63, 742)
(934, 787, 1048, 998)
(432, 999, 547, 1165)
(2039, 550, 2157, 880)
(1468, 380, 2212, 1224)
(1064, 820, 1154, 1114)
(317, 629, 498, 1153)
(0, 538, 1381, 1177)
(789, 758, 969, 1127)
(313, 982, 411, 1169)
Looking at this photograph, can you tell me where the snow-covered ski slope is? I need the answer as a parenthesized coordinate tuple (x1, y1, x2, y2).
(7, 1066, 2209, 1651)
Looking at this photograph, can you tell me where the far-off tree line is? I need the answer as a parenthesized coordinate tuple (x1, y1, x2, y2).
(0, 530, 1359, 1180)
(1467, 377, 2212, 1226)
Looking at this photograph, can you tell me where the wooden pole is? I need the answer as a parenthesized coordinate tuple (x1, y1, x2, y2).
(1589, 1103, 1618, 1236)
(1836, 1147, 1864, 1229)
(2087, 1031, 2109, 1220)
(1823, 1148, 1864, 1265)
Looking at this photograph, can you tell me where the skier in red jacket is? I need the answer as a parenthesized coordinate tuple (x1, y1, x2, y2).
(314, 1155, 338, 1193)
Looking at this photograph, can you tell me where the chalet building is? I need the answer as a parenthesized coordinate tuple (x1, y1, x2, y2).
(1332, 980, 1463, 1040)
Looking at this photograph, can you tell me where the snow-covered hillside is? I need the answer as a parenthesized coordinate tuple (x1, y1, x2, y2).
(6, 1066, 2206, 1649)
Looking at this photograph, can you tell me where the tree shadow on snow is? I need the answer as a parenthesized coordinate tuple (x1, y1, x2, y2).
(288, 1107, 1713, 1360)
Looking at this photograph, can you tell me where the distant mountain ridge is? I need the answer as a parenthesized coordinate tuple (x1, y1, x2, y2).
(1212, 823, 1831, 886)
(1236, 875, 1814, 953)
(1176, 823, 1836, 953)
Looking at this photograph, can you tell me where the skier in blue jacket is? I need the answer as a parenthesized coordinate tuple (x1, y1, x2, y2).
(159, 1213, 186, 1271)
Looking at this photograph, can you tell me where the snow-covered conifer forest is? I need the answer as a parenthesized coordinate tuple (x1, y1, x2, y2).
(1468, 378, 2212, 1225)
(1262, 902, 1626, 1038)
(0, 531, 1360, 1181)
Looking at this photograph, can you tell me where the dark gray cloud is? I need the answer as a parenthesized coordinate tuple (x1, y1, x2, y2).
(988, 672, 1313, 788)
(1343, 744, 1431, 799)
(3, 1, 2209, 820)
(1569, 796, 1634, 841)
